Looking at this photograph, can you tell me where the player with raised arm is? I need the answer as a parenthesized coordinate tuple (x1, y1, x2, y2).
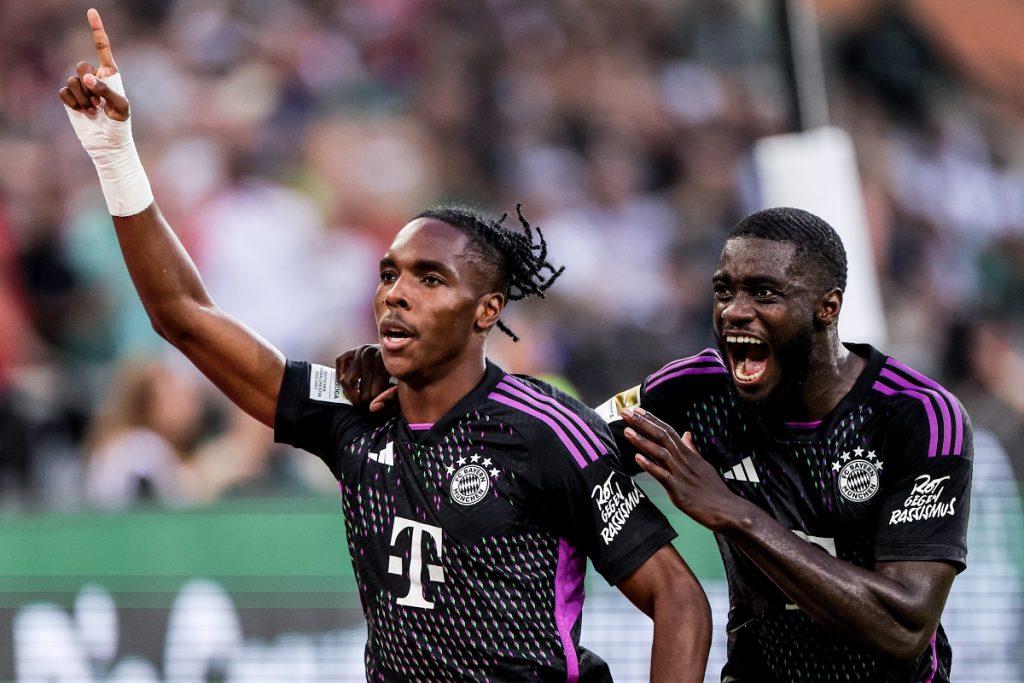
(60, 9, 711, 681)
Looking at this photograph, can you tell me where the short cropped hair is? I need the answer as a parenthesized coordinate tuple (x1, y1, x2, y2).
(727, 207, 848, 292)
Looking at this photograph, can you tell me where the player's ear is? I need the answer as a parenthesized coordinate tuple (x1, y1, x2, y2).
(816, 287, 843, 328)
(475, 292, 506, 333)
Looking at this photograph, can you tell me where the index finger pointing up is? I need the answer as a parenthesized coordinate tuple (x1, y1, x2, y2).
(87, 8, 117, 70)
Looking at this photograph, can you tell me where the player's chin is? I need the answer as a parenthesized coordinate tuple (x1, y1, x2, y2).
(380, 352, 414, 381)
(730, 365, 779, 402)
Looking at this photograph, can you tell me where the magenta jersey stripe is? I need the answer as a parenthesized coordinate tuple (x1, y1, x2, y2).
(924, 632, 938, 683)
(488, 393, 589, 468)
(784, 419, 822, 429)
(887, 358, 965, 455)
(873, 382, 940, 457)
(647, 365, 728, 392)
(499, 376, 605, 461)
(554, 539, 586, 682)
(646, 349, 724, 385)
(880, 368, 954, 455)
(407, 423, 433, 431)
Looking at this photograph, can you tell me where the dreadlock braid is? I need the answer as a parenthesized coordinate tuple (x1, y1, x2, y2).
(413, 203, 565, 342)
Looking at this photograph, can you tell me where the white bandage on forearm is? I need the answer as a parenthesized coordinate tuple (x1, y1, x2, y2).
(64, 73, 154, 217)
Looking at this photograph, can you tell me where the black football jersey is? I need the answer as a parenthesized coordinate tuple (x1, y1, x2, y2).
(276, 360, 676, 682)
(600, 343, 972, 683)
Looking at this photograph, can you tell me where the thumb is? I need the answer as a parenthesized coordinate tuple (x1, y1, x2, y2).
(369, 385, 399, 413)
(83, 73, 130, 122)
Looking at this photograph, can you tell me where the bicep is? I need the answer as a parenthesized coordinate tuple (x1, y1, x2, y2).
(172, 304, 285, 427)
(617, 544, 699, 616)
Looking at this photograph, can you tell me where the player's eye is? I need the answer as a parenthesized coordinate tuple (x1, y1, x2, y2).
(422, 274, 444, 286)
(713, 284, 732, 301)
(753, 288, 778, 301)
(380, 270, 397, 284)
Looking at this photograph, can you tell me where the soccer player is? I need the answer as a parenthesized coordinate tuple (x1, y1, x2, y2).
(59, 9, 711, 682)
(610, 207, 972, 682)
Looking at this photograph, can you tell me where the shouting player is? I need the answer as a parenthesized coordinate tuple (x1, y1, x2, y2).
(612, 207, 972, 682)
(338, 207, 973, 682)
(60, 9, 711, 681)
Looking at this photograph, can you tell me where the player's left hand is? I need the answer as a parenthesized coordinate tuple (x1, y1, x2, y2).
(620, 406, 739, 531)
(336, 344, 396, 411)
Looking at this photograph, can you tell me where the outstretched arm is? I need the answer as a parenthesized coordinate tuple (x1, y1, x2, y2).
(620, 406, 956, 662)
(59, 9, 284, 426)
(617, 544, 711, 683)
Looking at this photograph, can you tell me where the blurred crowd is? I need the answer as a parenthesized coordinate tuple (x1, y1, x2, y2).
(1, 0, 1024, 510)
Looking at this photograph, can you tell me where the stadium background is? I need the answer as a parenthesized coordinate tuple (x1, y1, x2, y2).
(0, 0, 1022, 680)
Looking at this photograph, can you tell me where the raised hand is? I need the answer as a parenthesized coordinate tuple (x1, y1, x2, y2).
(335, 344, 397, 411)
(58, 8, 128, 121)
(620, 406, 741, 531)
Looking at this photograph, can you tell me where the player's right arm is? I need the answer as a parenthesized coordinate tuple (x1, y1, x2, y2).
(59, 9, 284, 427)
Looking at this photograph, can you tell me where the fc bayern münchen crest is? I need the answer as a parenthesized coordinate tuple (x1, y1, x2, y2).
(833, 447, 883, 502)
(450, 464, 490, 505)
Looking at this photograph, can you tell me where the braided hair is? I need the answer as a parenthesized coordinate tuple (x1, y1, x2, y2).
(728, 207, 848, 293)
(414, 203, 565, 341)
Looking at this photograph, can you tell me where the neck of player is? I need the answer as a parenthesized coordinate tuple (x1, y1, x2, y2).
(799, 338, 867, 421)
(395, 357, 488, 424)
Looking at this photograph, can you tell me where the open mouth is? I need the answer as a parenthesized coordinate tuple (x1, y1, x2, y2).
(725, 334, 770, 385)
(379, 320, 416, 351)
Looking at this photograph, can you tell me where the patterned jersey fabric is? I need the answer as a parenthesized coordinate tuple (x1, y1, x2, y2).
(276, 360, 676, 682)
(600, 343, 972, 683)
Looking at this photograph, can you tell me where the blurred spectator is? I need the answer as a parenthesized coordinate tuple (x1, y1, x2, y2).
(942, 317, 1024, 478)
(190, 401, 337, 502)
(84, 359, 203, 510)
(0, 0, 1018, 511)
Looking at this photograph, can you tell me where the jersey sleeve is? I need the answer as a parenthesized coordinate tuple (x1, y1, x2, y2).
(531, 399, 678, 586)
(274, 360, 366, 479)
(595, 371, 693, 476)
(873, 402, 973, 572)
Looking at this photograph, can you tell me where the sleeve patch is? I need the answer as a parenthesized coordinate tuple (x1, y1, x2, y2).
(309, 364, 352, 405)
(595, 385, 641, 424)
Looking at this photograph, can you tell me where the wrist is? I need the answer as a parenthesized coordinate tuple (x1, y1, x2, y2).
(91, 135, 154, 217)
(65, 72, 154, 217)
(713, 497, 760, 537)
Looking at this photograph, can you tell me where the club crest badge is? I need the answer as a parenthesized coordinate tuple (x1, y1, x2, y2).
(833, 447, 883, 502)
(446, 455, 500, 506)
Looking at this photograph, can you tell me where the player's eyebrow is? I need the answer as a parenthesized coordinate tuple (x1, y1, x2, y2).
(713, 271, 786, 287)
(380, 256, 456, 278)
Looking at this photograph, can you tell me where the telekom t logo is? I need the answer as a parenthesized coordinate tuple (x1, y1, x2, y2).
(388, 516, 445, 609)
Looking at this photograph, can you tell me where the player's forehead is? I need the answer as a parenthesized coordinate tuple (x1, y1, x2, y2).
(383, 218, 469, 267)
(715, 237, 802, 282)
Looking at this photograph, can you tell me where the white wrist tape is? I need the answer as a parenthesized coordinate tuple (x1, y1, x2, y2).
(64, 73, 154, 217)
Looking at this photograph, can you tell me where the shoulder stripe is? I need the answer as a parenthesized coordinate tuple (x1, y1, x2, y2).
(885, 359, 965, 455)
(501, 376, 607, 459)
(646, 349, 727, 391)
(876, 362, 962, 458)
(880, 368, 953, 455)
(488, 392, 590, 469)
(872, 381, 940, 458)
(875, 362, 964, 457)
(490, 376, 607, 466)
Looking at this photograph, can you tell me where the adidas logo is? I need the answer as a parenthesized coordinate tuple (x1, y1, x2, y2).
(722, 457, 759, 484)
(369, 441, 395, 466)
